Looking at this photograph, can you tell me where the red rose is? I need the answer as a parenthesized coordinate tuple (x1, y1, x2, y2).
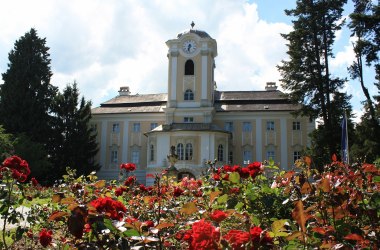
(188, 219, 220, 250)
(247, 162, 261, 170)
(2, 155, 30, 182)
(90, 197, 126, 221)
(213, 173, 221, 181)
(229, 187, 240, 194)
(114, 187, 126, 196)
(210, 210, 228, 223)
(31, 177, 39, 186)
(239, 167, 250, 178)
(173, 187, 184, 197)
(39, 228, 52, 247)
(224, 229, 250, 250)
(232, 165, 240, 172)
(144, 220, 155, 228)
(120, 163, 136, 172)
(124, 176, 136, 186)
(250, 226, 273, 245)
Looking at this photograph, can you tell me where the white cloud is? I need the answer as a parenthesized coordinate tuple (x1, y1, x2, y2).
(0, 0, 297, 107)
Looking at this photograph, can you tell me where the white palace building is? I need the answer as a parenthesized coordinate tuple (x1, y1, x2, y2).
(91, 26, 314, 185)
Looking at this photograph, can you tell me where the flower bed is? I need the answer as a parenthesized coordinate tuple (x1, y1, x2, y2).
(0, 155, 379, 249)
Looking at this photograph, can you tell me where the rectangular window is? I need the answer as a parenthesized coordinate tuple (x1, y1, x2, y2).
(293, 151, 301, 163)
(228, 151, 233, 164)
(133, 123, 140, 132)
(243, 122, 252, 132)
(112, 123, 119, 133)
(266, 151, 275, 161)
(132, 151, 140, 164)
(150, 123, 158, 130)
(225, 122, 233, 132)
(184, 117, 194, 123)
(266, 121, 275, 131)
(243, 150, 252, 164)
(293, 121, 301, 130)
(111, 150, 118, 163)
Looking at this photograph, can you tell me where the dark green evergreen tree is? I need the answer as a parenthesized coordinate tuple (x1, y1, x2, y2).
(50, 82, 99, 179)
(277, 0, 351, 166)
(349, 0, 380, 162)
(0, 28, 57, 145)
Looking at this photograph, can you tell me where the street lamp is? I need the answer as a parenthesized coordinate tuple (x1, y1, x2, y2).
(166, 145, 179, 181)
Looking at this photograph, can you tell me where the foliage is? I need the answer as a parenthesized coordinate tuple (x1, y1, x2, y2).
(278, 0, 351, 160)
(49, 82, 99, 180)
(0, 125, 14, 161)
(348, 0, 380, 162)
(12, 134, 53, 184)
(0, 154, 379, 249)
(0, 28, 57, 145)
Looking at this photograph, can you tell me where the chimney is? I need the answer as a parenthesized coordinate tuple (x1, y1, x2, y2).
(119, 86, 131, 96)
(265, 82, 277, 91)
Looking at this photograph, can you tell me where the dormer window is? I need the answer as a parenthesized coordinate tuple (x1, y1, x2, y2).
(184, 89, 194, 100)
(185, 60, 194, 75)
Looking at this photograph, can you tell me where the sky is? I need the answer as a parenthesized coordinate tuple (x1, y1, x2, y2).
(0, 0, 376, 123)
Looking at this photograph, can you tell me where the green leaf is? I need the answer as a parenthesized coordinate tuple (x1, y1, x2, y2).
(229, 172, 240, 184)
(103, 218, 118, 234)
(123, 229, 141, 237)
(373, 176, 380, 183)
(272, 219, 287, 234)
(217, 194, 228, 204)
(235, 202, 244, 210)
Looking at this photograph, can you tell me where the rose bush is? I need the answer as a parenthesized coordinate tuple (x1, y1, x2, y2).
(0, 155, 379, 249)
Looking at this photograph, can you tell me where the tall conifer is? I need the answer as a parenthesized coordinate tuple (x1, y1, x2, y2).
(0, 28, 57, 144)
(278, 0, 351, 164)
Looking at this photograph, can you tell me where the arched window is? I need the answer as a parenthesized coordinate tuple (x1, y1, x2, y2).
(185, 143, 193, 160)
(217, 144, 224, 162)
(150, 144, 154, 161)
(185, 60, 194, 75)
(177, 143, 184, 160)
(184, 89, 194, 100)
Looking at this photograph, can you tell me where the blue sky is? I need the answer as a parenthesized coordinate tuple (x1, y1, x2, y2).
(0, 0, 374, 123)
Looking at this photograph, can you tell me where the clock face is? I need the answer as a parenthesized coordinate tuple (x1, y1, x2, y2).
(182, 40, 197, 54)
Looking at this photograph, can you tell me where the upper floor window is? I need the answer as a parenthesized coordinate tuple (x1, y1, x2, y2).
(185, 143, 193, 160)
(293, 121, 301, 130)
(184, 89, 194, 100)
(243, 122, 252, 132)
(185, 60, 194, 75)
(217, 144, 224, 162)
(184, 117, 194, 123)
(112, 123, 120, 133)
(266, 121, 275, 131)
(225, 122, 233, 132)
(177, 143, 184, 160)
(133, 123, 140, 132)
(150, 123, 158, 130)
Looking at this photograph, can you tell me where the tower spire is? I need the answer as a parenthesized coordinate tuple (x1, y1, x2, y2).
(191, 21, 195, 29)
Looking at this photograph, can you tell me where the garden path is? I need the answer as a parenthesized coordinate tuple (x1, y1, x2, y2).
(0, 206, 31, 230)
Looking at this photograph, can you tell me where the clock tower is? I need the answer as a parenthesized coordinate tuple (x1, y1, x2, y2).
(165, 24, 218, 124)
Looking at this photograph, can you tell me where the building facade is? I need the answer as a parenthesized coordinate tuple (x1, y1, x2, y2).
(91, 28, 314, 185)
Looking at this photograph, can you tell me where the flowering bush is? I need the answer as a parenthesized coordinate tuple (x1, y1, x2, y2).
(0, 155, 379, 249)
